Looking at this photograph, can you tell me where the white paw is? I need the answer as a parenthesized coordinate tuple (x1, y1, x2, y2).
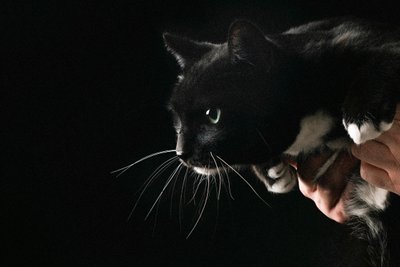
(267, 163, 286, 179)
(265, 165, 296, 193)
(268, 176, 296, 193)
(343, 120, 393, 145)
(252, 163, 296, 194)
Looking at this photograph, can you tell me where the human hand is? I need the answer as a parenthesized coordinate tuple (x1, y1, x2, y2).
(351, 104, 400, 196)
(292, 104, 400, 223)
(289, 150, 358, 223)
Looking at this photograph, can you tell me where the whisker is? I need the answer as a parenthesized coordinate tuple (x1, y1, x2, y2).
(133, 156, 178, 196)
(256, 129, 271, 152)
(210, 152, 222, 200)
(194, 176, 207, 218)
(222, 165, 235, 200)
(145, 162, 183, 220)
(216, 155, 270, 208)
(211, 174, 219, 199)
(179, 168, 189, 230)
(127, 156, 178, 221)
(151, 197, 162, 237)
(187, 175, 210, 238)
(111, 149, 176, 177)
(189, 174, 204, 205)
(169, 164, 184, 217)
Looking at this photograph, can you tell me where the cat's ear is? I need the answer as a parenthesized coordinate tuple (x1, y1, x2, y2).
(163, 33, 214, 69)
(228, 20, 275, 65)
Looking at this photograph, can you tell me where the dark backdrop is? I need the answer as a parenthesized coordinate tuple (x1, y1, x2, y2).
(5, 1, 400, 266)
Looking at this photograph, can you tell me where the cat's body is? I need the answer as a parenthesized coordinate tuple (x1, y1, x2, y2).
(163, 17, 400, 266)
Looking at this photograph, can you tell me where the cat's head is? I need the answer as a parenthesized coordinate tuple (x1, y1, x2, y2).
(164, 20, 299, 175)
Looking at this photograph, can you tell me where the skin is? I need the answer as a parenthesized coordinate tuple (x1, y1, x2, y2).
(293, 104, 400, 223)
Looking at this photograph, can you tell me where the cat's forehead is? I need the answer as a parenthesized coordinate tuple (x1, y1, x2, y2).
(169, 46, 234, 110)
(168, 43, 263, 114)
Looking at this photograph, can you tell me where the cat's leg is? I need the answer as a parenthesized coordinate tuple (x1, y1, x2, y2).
(252, 161, 297, 193)
(342, 62, 399, 145)
(343, 116, 394, 145)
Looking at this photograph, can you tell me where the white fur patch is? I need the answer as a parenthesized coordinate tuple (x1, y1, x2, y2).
(355, 183, 389, 211)
(285, 111, 334, 156)
(346, 121, 393, 144)
(253, 163, 296, 194)
(380, 121, 393, 132)
(326, 137, 350, 150)
(265, 169, 297, 194)
(267, 163, 286, 179)
(193, 167, 218, 176)
(368, 187, 389, 210)
(265, 172, 297, 194)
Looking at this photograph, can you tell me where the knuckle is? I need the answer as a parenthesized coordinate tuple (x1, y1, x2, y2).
(359, 162, 370, 181)
(298, 181, 315, 198)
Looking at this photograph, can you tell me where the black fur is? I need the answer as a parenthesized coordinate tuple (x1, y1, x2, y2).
(164, 17, 400, 266)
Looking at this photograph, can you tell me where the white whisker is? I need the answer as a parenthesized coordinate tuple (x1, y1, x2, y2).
(256, 129, 271, 151)
(151, 197, 162, 237)
(187, 175, 210, 238)
(145, 162, 183, 220)
(210, 152, 222, 200)
(169, 164, 184, 217)
(195, 177, 207, 218)
(222, 165, 234, 200)
(216, 155, 270, 207)
(134, 156, 178, 195)
(111, 149, 176, 177)
(127, 156, 178, 221)
(211, 174, 219, 199)
(189, 174, 205, 205)
(179, 168, 189, 230)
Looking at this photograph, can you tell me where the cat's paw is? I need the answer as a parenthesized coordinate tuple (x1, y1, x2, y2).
(343, 119, 393, 145)
(342, 93, 396, 144)
(252, 163, 297, 193)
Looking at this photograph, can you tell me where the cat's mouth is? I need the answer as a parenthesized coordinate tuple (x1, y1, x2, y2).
(179, 159, 220, 175)
(179, 156, 230, 176)
(193, 166, 219, 176)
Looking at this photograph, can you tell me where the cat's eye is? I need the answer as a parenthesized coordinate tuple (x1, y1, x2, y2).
(205, 108, 221, 124)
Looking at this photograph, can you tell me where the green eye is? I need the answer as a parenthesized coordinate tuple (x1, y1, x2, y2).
(205, 108, 221, 124)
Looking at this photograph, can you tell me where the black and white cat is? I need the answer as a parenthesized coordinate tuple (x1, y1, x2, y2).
(163, 17, 400, 266)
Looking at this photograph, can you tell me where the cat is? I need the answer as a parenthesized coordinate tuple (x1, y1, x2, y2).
(163, 17, 400, 266)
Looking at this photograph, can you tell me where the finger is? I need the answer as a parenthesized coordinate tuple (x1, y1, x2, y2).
(298, 176, 316, 199)
(297, 151, 333, 183)
(359, 161, 393, 190)
(315, 151, 357, 208)
(296, 151, 331, 199)
(298, 150, 358, 223)
(313, 186, 349, 223)
(298, 176, 349, 223)
(352, 140, 398, 172)
(375, 118, 400, 164)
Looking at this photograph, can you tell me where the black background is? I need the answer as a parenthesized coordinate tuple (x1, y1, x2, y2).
(5, 1, 400, 266)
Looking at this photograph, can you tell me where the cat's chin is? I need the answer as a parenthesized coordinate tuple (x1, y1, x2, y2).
(193, 167, 219, 176)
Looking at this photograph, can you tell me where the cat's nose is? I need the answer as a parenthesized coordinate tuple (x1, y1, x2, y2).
(176, 134, 191, 161)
